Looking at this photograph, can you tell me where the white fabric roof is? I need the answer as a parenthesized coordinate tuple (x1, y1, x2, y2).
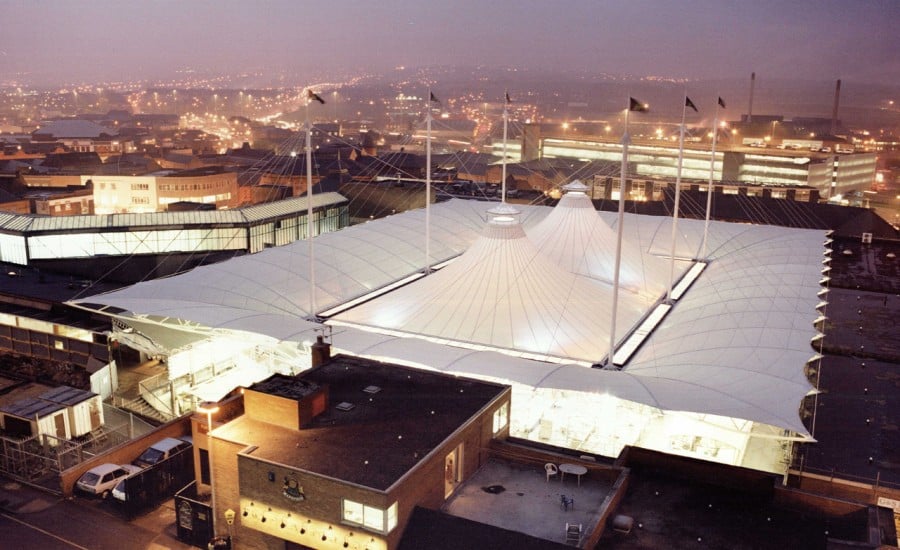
(528, 181, 679, 299)
(76, 200, 495, 320)
(72, 199, 823, 435)
(333, 204, 650, 363)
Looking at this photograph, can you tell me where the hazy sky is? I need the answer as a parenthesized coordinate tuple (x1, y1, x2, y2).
(3, 0, 898, 86)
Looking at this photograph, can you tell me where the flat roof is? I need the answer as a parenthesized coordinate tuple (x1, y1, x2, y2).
(39, 385, 96, 406)
(0, 396, 66, 419)
(400, 505, 571, 550)
(0, 192, 347, 233)
(216, 355, 508, 490)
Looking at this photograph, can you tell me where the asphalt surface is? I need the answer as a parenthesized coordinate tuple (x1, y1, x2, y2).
(0, 478, 192, 550)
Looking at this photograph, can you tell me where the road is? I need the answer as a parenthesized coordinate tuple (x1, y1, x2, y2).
(0, 495, 192, 550)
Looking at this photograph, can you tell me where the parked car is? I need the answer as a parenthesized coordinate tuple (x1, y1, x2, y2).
(133, 437, 192, 468)
(76, 463, 142, 498)
(111, 469, 142, 503)
(111, 478, 128, 502)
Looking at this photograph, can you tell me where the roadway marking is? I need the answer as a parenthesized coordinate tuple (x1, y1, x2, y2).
(1, 512, 91, 550)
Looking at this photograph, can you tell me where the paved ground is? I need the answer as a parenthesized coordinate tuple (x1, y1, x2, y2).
(444, 459, 612, 546)
(0, 477, 192, 550)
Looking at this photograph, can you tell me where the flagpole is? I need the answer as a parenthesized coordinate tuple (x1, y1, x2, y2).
(607, 100, 630, 368)
(501, 91, 509, 203)
(425, 89, 433, 274)
(666, 95, 689, 304)
(701, 99, 721, 259)
(305, 96, 316, 318)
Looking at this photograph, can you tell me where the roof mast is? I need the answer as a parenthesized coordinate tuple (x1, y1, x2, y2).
(305, 89, 325, 318)
(701, 97, 724, 259)
(501, 90, 510, 203)
(608, 98, 637, 367)
(667, 94, 692, 303)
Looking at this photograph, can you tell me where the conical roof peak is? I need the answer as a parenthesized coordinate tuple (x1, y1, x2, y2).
(529, 190, 671, 298)
(486, 203, 522, 226)
(562, 180, 590, 193)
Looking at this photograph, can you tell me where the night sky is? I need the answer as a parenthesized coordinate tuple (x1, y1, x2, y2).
(3, 0, 898, 86)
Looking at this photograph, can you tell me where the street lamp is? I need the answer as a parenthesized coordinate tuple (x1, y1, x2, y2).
(197, 403, 220, 535)
(771, 120, 778, 141)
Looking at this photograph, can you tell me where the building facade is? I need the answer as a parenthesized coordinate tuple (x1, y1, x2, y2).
(536, 132, 876, 198)
(87, 167, 240, 214)
(197, 352, 511, 550)
(0, 193, 349, 270)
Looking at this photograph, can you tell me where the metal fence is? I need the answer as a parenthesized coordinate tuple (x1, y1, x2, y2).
(119, 443, 195, 517)
(0, 404, 156, 492)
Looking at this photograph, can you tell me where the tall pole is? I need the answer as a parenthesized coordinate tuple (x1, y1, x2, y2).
(306, 98, 316, 318)
(701, 99, 722, 259)
(425, 90, 433, 274)
(501, 91, 509, 203)
(607, 103, 631, 368)
(667, 96, 688, 303)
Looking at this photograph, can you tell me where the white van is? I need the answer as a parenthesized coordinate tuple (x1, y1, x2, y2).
(134, 437, 192, 468)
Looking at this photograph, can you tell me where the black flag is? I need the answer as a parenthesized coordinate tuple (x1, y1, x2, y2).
(629, 97, 649, 112)
(718, 97, 726, 108)
(505, 90, 511, 104)
(430, 92, 441, 106)
(685, 96, 698, 113)
(307, 90, 325, 104)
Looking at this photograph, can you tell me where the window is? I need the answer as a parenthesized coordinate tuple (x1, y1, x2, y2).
(363, 505, 383, 531)
(199, 449, 210, 484)
(342, 500, 398, 534)
(386, 502, 398, 532)
(342, 500, 363, 525)
(492, 402, 509, 434)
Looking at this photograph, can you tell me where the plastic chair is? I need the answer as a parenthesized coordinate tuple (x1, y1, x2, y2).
(565, 522, 582, 545)
(545, 462, 558, 482)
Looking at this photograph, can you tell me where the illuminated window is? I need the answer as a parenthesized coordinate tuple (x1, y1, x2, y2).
(492, 402, 509, 434)
(386, 502, 398, 531)
(343, 500, 363, 524)
(363, 505, 382, 530)
(342, 499, 398, 534)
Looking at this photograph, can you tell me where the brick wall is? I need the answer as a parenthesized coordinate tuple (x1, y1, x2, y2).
(60, 415, 191, 496)
(244, 389, 300, 430)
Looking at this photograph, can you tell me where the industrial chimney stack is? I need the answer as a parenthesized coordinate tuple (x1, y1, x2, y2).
(831, 79, 841, 136)
(747, 72, 756, 124)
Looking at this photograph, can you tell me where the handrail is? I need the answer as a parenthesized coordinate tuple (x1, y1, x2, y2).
(116, 392, 173, 421)
(138, 372, 169, 393)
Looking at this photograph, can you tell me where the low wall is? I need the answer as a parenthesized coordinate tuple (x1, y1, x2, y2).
(488, 439, 622, 484)
(616, 446, 776, 496)
(789, 471, 900, 507)
(589, 468, 631, 548)
(59, 414, 191, 497)
(773, 485, 867, 517)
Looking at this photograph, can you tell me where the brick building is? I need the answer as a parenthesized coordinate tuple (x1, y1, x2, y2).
(195, 347, 511, 550)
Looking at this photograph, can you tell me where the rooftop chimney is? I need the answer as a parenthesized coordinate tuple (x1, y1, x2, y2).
(831, 79, 841, 136)
(747, 72, 756, 124)
(311, 335, 331, 367)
